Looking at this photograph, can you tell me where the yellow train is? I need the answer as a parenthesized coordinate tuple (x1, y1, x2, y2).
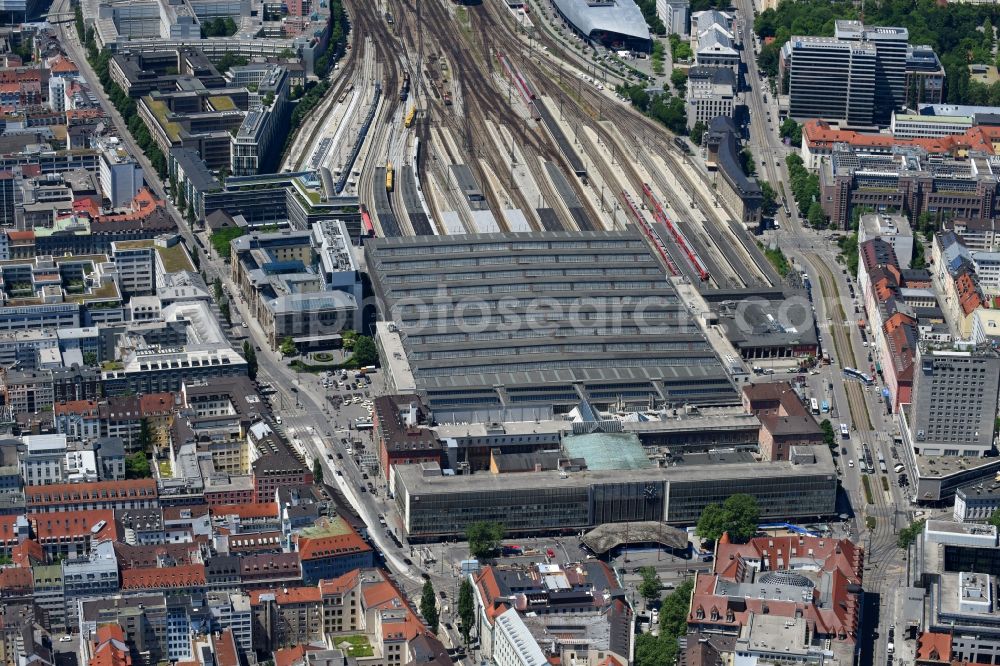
(404, 105, 416, 128)
(385, 162, 394, 192)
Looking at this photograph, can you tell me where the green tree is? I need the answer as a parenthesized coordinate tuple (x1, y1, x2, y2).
(990, 510, 1000, 528)
(213, 278, 224, 301)
(659, 578, 695, 637)
(898, 518, 926, 548)
(759, 181, 779, 216)
(668, 33, 692, 61)
(638, 567, 662, 603)
(243, 341, 258, 380)
(466, 521, 505, 560)
(696, 503, 728, 542)
(458, 578, 474, 644)
(220, 300, 232, 326)
(689, 120, 707, 146)
(779, 118, 802, 145)
(740, 147, 756, 176)
(137, 418, 154, 454)
(210, 227, 246, 258)
(313, 457, 324, 485)
(696, 494, 760, 543)
(216, 52, 249, 73)
(670, 68, 688, 92)
(83, 352, 99, 367)
(635, 633, 676, 666)
(125, 452, 151, 479)
(635, 578, 694, 666)
(807, 201, 826, 228)
(279, 337, 297, 357)
(420, 579, 440, 633)
(911, 236, 927, 269)
(819, 419, 836, 450)
(350, 336, 378, 367)
(74, 3, 85, 41)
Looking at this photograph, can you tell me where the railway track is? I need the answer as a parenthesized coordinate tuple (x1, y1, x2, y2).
(284, 38, 362, 171)
(388, 0, 580, 231)
(810, 249, 895, 637)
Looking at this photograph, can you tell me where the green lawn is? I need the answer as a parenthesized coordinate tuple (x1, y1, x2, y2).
(158, 460, 172, 478)
(333, 635, 373, 658)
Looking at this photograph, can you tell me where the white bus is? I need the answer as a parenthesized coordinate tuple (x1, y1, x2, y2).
(840, 423, 850, 438)
(810, 398, 820, 415)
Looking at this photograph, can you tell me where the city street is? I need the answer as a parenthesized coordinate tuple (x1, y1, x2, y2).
(733, 1, 917, 662)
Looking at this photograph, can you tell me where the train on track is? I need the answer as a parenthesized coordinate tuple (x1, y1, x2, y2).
(496, 51, 541, 120)
(385, 162, 394, 192)
(641, 183, 709, 281)
(360, 206, 376, 239)
(404, 105, 416, 128)
(674, 137, 691, 154)
(619, 190, 681, 277)
(400, 73, 410, 101)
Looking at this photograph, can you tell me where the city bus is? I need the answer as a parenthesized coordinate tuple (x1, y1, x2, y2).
(810, 398, 820, 415)
(840, 423, 850, 438)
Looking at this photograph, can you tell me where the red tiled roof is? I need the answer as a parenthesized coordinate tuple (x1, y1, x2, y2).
(114, 541, 201, 570)
(318, 569, 360, 596)
(296, 529, 371, 561)
(92, 624, 132, 666)
(49, 56, 78, 74)
(804, 119, 1000, 156)
(955, 271, 984, 316)
(25, 480, 157, 507)
(274, 645, 320, 666)
(6, 230, 34, 241)
(120, 564, 206, 590)
(0, 566, 33, 593)
(916, 631, 952, 663)
(139, 392, 175, 416)
(213, 629, 239, 666)
(31, 509, 118, 541)
(249, 586, 322, 606)
(10, 539, 43, 567)
(690, 536, 864, 643)
(53, 399, 101, 417)
(474, 567, 507, 622)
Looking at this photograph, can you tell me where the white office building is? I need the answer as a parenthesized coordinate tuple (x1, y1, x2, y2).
(492, 608, 547, 666)
(890, 112, 974, 140)
(858, 213, 914, 268)
(20, 434, 68, 486)
(97, 138, 144, 208)
(973, 251, 1000, 296)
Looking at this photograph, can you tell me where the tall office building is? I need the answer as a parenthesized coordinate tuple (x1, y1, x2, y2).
(835, 21, 909, 124)
(786, 38, 876, 127)
(785, 21, 912, 127)
(910, 346, 1000, 458)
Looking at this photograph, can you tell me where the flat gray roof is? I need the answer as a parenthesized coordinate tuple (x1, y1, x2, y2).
(394, 444, 834, 494)
(366, 230, 737, 408)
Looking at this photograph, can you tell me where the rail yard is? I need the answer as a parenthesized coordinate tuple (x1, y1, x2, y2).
(284, 0, 778, 291)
